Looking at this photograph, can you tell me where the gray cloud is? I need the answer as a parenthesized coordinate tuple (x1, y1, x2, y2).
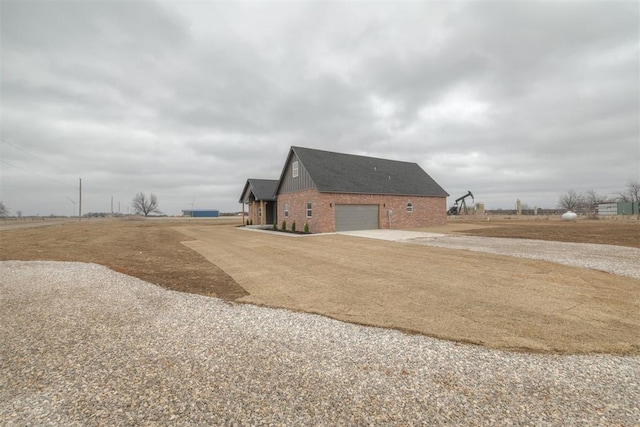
(1, 0, 637, 216)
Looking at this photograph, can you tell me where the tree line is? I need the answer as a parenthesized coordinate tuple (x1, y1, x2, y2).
(558, 179, 639, 212)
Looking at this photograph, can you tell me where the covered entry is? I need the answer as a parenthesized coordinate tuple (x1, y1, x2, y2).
(239, 179, 279, 226)
(335, 204, 379, 232)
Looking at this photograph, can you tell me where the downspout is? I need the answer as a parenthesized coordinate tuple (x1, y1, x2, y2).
(387, 209, 393, 229)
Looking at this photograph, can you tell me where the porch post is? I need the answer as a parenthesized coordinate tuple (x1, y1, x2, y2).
(260, 200, 265, 225)
(252, 201, 256, 224)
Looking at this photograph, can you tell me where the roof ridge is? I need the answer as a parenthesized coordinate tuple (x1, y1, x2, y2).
(292, 146, 420, 166)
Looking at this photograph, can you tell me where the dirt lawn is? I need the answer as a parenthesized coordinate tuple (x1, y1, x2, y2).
(1, 217, 638, 354)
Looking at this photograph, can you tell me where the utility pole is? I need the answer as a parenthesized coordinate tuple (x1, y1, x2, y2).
(111, 196, 113, 216)
(79, 178, 82, 222)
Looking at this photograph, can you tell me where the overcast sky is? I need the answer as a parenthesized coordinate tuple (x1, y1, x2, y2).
(1, 0, 638, 216)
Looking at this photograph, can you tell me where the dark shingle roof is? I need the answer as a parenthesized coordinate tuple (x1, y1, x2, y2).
(292, 146, 449, 197)
(239, 179, 278, 202)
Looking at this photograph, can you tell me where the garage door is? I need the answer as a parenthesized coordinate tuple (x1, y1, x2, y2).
(335, 204, 379, 232)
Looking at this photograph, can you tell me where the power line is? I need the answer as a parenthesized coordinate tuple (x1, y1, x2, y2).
(0, 137, 68, 173)
(0, 159, 77, 189)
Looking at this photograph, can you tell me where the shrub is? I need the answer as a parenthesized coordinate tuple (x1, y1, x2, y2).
(291, 222, 296, 232)
(281, 220, 287, 231)
(272, 223, 277, 230)
(304, 223, 309, 233)
(246, 219, 249, 226)
(249, 219, 253, 225)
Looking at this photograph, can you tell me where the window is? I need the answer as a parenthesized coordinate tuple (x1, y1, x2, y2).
(284, 203, 289, 218)
(292, 161, 299, 178)
(258, 207, 262, 217)
(306, 202, 312, 218)
(406, 202, 413, 213)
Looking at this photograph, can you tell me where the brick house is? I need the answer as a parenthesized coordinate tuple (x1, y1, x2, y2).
(239, 178, 278, 226)
(241, 146, 448, 233)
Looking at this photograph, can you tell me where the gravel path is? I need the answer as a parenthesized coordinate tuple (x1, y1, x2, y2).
(1, 260, 638, 425)
(410, 235, 640, 281)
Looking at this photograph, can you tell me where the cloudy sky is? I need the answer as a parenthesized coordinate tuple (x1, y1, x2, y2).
(1, 0, 638, 216)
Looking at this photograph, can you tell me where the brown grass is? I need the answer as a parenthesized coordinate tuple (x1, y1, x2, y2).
(1, 216, 638, 355)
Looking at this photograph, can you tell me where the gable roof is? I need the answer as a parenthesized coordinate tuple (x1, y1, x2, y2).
(278, 146, 448, 197)
(239, 178, 279, 203)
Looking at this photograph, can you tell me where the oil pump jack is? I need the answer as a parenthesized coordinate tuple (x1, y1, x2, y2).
(447, 191, 474, 215)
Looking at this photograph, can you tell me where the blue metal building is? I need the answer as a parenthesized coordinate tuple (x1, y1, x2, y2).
(182, 209, 220, 218)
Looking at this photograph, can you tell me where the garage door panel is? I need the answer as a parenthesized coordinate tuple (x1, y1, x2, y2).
(335, 204, 379, 232)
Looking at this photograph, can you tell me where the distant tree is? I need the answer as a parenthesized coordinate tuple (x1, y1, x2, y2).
(584, 190, 607, 217)
(0, 201, 8, 217)
(615, 179, 640, 219)
(616, 179, 640, 202)
(558, 189, 584, 211)
(131, 192, 161, 216)
(16, 210, 22, 217)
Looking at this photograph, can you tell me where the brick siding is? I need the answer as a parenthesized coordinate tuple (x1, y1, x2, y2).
(277, 189, 446, 233)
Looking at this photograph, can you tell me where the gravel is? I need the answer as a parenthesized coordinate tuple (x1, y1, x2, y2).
(408, 235, 640, 281)
(1, 260, 639, 425)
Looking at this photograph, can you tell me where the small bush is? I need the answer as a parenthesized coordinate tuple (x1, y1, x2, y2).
(281, 220, 287, 231)
(304, 223, 309, 233)
(246, 219, 249, 226)
(272, 223, 277, 230)
(249, 219, 253, 225)
(291, 222, 296, 232)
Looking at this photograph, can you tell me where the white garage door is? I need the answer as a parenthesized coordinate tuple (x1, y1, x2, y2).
(335, 204, 379, 232)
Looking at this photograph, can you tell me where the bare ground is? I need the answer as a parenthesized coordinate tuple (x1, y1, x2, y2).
(1, 216, 638, 354)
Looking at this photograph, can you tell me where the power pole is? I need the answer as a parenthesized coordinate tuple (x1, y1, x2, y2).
(79, 178, 82, 222)
(111, 196, 113, 216)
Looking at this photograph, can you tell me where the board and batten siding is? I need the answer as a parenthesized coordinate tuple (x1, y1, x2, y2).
(279, 153, 316, 194)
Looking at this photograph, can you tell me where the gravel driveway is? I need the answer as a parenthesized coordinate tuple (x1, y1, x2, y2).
(1, 260, 638, 425)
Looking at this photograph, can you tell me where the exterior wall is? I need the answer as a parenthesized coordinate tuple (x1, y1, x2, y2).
(247, 201, 276, 225)
(246, 200, 261, 225)
(618, 201, 639, 215)
(182, 210, 219, 217)
(597, 202, 640, 216)
(277, 189, 447, 233)
(193, 210, 219, 218)
(279, 153, 315, 194)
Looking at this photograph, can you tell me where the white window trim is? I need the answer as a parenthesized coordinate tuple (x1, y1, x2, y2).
(407, 201, 413, 213)
(292, 161, 299, 178)
(306, 202, 312, 218)
(284, 203, 289, 218)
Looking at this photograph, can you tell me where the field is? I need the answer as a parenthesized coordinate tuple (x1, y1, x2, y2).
(1, 216, 638, 354)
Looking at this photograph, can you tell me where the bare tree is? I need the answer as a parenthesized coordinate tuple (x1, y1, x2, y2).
(626, 179, 639, 202)
(584, 190, 606, 218)
(558, 189, 584, 211)
(131, 192, 161, 216)
(615, 179, 639, 202)
(0, 201, 8, 217)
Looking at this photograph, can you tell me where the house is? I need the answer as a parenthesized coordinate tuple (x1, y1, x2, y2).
(239, 178, 279, 225)
(240, 146, 449, 233)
